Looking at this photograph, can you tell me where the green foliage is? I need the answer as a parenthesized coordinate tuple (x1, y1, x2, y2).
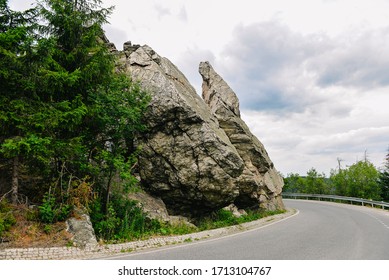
(89, 195, 146, 241)
(284, 158, 382, 201)
(0, 199, 16, 236)
(38, 193, 72, 223)
(197, 208, 285, 231)
(89, 194, 286, 242)
(211, 209, 238, 228)
(283, 173, 306, 193)
(93, 203, 120, 240)
(38, 194, 56, 223)
(155, 222, 194, 236)
(284, 169, 330, 194)
(305, 168, 330, 194)
(43, 224, 52, 234)
(89, 194, 195, 242)
(0, 0, 150, 212)
(330, 160, 381, 200)
(25, 207, 39, 221)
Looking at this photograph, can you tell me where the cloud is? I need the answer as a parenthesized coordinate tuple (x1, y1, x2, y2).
(218, 22, 323, 111)
(176, 46, 216, 95)
(310, 27, 389, 89)
(178, 5, 188, 22)
(175, 20, 389, 175)
(218, 21, 389, 114)
(104, 25, 128, 50)
(8, 0, 34, 11)
(154, 4, 171, 19)
(242, 109, 389, 176)
(153, 2, 189, 23)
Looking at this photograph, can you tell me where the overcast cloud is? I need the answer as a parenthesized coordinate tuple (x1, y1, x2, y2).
(9, 0, 389, 176)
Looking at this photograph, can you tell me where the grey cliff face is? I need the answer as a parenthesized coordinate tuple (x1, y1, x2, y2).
(118, 42, 284, 216)
(199, 61, 284, 211)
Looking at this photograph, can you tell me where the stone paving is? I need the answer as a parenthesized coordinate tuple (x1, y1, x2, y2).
(0, 209, 296, 260)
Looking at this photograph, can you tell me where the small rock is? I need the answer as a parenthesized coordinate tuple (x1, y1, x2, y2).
(66, 208, 97, 248)
(123, 41, 141, 54)
(222, 204, 247, 218)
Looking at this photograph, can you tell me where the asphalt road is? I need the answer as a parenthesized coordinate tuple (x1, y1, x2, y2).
(104, 199, 389, 260)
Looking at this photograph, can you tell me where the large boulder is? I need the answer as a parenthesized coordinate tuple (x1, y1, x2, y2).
(118, 43, 245, 215)
(199, 61, 284, 211)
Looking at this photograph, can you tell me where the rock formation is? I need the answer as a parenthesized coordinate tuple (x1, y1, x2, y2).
(118, 43, 244, 216)
(199, 62, 284, 210)
(117, 42, 284, 216)
(66, 208, 98, 248)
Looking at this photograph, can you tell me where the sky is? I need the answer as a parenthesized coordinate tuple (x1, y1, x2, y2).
(9, 0, 389, 176)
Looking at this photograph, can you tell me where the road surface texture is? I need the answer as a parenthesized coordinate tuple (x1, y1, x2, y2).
(103, 199, 389, 259)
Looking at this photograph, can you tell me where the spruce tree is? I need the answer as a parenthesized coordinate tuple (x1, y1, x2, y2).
(0, 0, 46, 204)
(36, 0, 150, 210)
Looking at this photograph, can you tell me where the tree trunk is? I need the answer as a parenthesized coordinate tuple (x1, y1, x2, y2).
(11, 156, 19, 204)
(104, 169, 113, 214)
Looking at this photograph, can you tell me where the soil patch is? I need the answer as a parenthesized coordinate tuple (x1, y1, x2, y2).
(0, 204, 72, 249)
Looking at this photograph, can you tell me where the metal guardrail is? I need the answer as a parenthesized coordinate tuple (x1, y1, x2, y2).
(282, 193, 389, 210)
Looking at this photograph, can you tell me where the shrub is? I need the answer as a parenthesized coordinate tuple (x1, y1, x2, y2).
(89, 195, 147, 241)
(198, 208, 286, 230)
(38, 193, 72, 224)
(89, 194, 195, 242)
(0, 199, 16, 237)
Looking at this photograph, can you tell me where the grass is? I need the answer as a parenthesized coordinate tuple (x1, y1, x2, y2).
(196, 208, 286, 231)
(130, 208, 286, 241)
(0, 203, 72, 249)
(120, 248, 133, 253)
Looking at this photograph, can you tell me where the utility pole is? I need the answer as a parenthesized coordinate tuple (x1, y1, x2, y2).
(337, 157, 344, 172)
(364, 149, 368, 162)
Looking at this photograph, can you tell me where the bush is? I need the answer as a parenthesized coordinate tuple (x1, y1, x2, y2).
(197, 208, 286, 231)
(89, 195, 148, 241)
(38, 193, 72, 224)
(0, 199, 16, 237)
(89, 194, 195, 242)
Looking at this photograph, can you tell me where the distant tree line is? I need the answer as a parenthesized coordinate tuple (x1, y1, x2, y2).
(283, 149, 389, 202)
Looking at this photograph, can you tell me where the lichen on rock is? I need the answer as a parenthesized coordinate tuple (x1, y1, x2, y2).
(66, 208, 98, 248)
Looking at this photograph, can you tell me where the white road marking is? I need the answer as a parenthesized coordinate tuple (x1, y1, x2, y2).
(365, 212, 389, 230)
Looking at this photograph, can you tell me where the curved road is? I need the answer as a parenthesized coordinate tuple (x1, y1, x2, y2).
(104, 200, 389, 259)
